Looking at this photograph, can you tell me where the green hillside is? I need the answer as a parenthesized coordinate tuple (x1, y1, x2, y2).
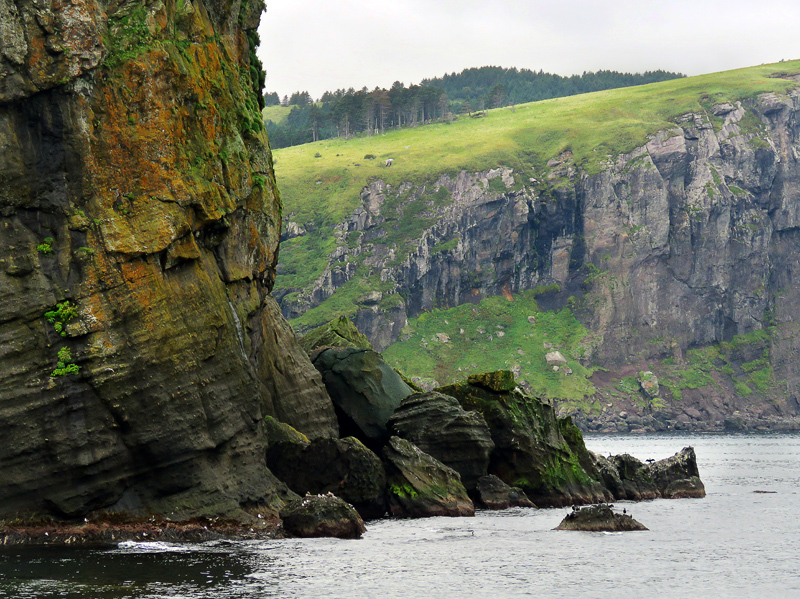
(273, 60, 800, 297)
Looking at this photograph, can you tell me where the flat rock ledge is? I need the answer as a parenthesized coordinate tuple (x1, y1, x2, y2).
(554, 504, 648, 531)
(0, 516, 281, 546)
(280, 494, 366, 539)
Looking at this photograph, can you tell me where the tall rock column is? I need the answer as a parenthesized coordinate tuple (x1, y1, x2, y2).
(0, 0, 336, 522)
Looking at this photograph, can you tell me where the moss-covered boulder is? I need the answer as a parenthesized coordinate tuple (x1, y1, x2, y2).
(299, 316, 374, 354)
(555, 504, 648, 531)
(267, 430, 387, 520)
(311, 347, 413, 448)
(382, 436, 474, 518)
(387, 391, 494, 490)
(436, 370, 610, 507)
(280, 494, 366, 539)
(474, 475, 536, 510)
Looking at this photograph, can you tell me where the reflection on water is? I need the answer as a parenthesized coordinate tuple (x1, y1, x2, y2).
(1, 433, 799, 599)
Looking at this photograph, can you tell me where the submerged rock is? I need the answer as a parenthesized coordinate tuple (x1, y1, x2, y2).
(474, 475, 536, 510)
(312, 347, 413, 448)
(554, 504, 648, 531)
(280, 494, 366, 539)
(383, 436, 475, 518)
(388, 391, 494, 490)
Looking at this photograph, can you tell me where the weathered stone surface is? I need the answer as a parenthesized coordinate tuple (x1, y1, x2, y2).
(590, 447, 705, 500)
(0, 0, 337, 523)
(278, 91, 800, 426)
(299, 315, 373, 354)
(648, 447, 706, 498)
(555, 504, 647, 531)
(312, 347, 413, 448)
(638, 371, 660, 398)
(437, 371, 610, 507)
(383, 436, 475, 518)
(280, 494, 366, 539)
(474, 475, 536, 510)
(388, 391, 494, 490)
(267, 433, 387, 520)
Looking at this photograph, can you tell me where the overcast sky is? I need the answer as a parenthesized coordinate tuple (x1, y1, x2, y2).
(257, 0, 800, 99)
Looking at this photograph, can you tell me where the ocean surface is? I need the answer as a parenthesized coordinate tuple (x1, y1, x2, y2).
(1, 433, 798, 599)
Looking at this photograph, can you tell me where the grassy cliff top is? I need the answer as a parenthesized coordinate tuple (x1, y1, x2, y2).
(273, 60, 800, 231)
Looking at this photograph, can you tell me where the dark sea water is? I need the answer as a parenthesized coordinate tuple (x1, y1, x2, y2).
(2, 433, 799, 599)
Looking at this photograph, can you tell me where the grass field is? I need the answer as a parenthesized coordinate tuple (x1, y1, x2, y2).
(273, 60, 800, 297)
(261, 104, 293, 124)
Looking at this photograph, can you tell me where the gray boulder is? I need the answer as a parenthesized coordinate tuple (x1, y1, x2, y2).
(382, 437, 474, 518)
(311, 347, 413, 448)
(387, 391, 494, 490)
(474, 475, 536, 510)
(280, 494, 366, 539)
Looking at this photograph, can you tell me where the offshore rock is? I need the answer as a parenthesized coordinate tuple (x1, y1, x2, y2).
(387, 391, 494, 490)
(590, 447, 705, 500)
(267, 434, 387, 520)
(648, 447, 706, 498)
(280, 494, 366, 539)
(0, 0, 337, 523)
(474, 475, 536, 510)
(383, 436, 475, 518)
(554, 504, 648, 531)
(437, 371, 610, 507)
(311, 347, 413, 449)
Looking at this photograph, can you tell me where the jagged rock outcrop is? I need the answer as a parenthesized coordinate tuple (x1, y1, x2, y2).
(383, 436, 475, 518)
(437, 371, 611, 507)
(278, 88, 800, 423)
(0, 0, 337, 523)
(590, 447, 705, 500)
(299, 314, 373, 354)
(387, 391, 494, 490)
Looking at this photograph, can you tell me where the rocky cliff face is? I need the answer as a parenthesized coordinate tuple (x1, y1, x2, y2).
(0, 0, 337, 522)
(278, 90, 800, 421)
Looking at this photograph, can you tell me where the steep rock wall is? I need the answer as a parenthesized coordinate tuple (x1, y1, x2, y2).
(0, 0, 337, 522)
(279, 91, 800, 416)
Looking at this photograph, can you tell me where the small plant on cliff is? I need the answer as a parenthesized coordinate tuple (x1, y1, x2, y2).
(51, 346, 79, 377)
(45, 301, 79, 337)
(36, 237, 54, 254)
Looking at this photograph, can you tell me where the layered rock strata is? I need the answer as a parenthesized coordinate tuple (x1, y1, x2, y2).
(0, 0, 336, 523)
(278, 90, 800, 421)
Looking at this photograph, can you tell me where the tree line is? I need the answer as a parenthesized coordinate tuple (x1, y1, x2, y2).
(264, 66, 685, 149)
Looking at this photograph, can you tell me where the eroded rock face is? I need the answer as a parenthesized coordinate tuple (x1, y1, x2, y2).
(388, 391, 494, 490)
(589, 447, 705, 500)
(0, 0, 336, 522)
(279, 93, 800, 418)
(382, 436, 474, 518)
(437, 371, 611, 507)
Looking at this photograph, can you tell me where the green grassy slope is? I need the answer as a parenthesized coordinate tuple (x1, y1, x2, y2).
(273, 60, 800, 296)
(383, 290, 782, 409)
